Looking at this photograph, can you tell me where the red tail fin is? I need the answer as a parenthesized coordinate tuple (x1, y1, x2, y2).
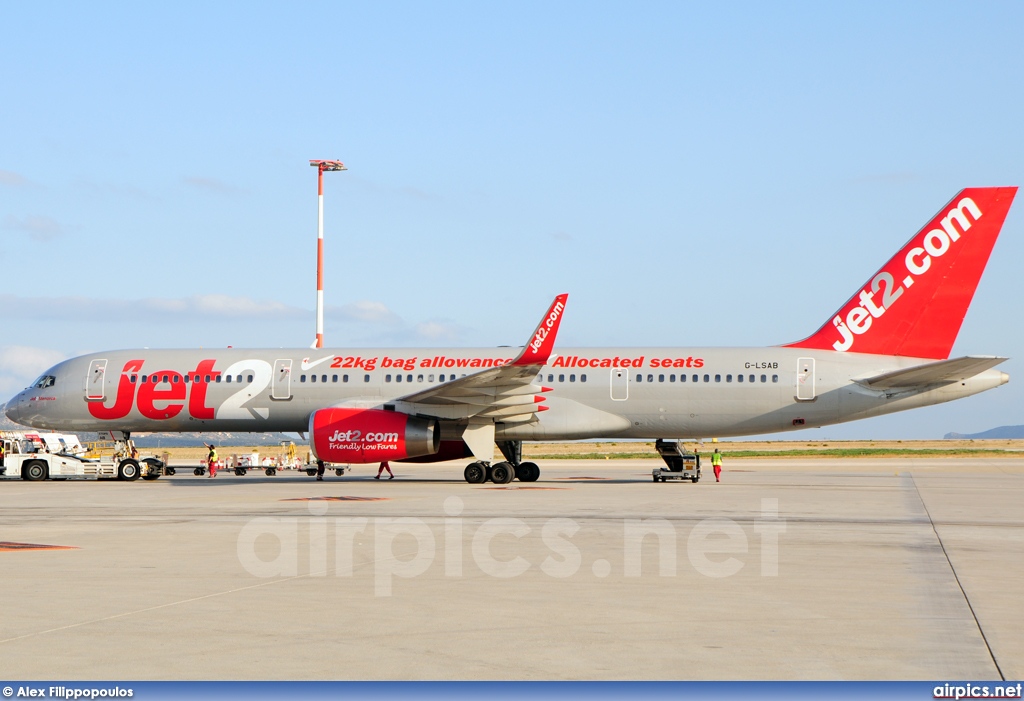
(786, 187, 1016, 359)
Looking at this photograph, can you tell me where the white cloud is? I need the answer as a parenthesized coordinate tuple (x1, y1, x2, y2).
(3, 215, 63, 241)
(0, 169, 31, 188)
(414, 321, 462, 342)
(0, 294, 303, 321)
(332, 300, 402, 324)
(182, 176, 243, 195)
(0, 346, 68, 397)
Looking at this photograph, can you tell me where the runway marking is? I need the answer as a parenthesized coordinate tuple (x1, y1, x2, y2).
(910, 474, 1005, 681)
(553, 476, 609, 480)
(280, 496, 389, 502)
(0, 542, 77, 552)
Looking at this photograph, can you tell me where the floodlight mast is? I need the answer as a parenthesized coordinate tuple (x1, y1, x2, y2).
(309, 159, 347, 349)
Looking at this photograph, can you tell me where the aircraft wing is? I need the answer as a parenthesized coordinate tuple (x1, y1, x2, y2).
(392, 294, 568, 423)
(855, 356, 1008, 390)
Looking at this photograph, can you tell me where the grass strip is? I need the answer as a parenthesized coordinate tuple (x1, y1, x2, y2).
(525, 448, 1017, 460)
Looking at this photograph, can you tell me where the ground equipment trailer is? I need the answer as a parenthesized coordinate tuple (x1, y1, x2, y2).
(1, 437, 163, 482)
(653, 439, 701, 483)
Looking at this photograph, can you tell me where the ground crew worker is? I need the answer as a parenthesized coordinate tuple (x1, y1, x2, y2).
(711, 448, 723, 482)
(375, 461, 394, 480)
(205, 442, 219, 478)
(316, 459, 326, 481)
(0, 441, 5, 467)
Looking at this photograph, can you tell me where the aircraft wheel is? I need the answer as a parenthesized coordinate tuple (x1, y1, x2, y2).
(490, 461, 515, 485)
(517, 462, 540, 482)
(335, 469, 344, 476)
(464, 462, 487, 484)
(24, 460, 47, 481)
(118, 459, 141, 481)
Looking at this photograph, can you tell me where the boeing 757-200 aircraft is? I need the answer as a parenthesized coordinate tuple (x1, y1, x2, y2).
(6, 187, 1016, 483)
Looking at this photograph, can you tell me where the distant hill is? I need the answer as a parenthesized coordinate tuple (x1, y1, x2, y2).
(945, 425, 1024, 439)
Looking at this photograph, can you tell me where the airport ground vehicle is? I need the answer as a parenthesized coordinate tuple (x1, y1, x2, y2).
(653, 440, 701, 482)
(1, 433, 163, 481)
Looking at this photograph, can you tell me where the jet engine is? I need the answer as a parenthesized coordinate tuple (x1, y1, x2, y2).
(309, 407, 440, 463)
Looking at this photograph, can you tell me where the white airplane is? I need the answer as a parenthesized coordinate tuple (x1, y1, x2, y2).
(5, 187, 1016, 483)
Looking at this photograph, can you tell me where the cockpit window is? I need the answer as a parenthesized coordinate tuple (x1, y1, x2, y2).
(32, 375, 56, 389)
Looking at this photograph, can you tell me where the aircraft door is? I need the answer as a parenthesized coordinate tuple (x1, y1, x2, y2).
(86, 359, 108, 401)
(796, 357, 815, 401)
(271, 359, 293, 400)
(610, 368, 629, 401)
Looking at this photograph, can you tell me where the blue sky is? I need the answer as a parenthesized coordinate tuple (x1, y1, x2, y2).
(2, 2, 1023, 439)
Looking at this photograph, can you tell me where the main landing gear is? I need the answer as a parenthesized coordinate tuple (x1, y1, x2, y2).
(463, 441, 541, 484)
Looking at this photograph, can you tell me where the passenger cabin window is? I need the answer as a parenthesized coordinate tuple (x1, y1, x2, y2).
(703, 374, 709, 382)
(772, 374, 779, 383)
(385, 375, 392, 383)
(364, 374, 370, 383)
(715, 374, 721, 382)
(216, 376, 222, 383)
(726, 374, 732, 382)
(581, 374, 587, 382)
(558, 374, 565, 382)
(659, 374, 664, 382)
(760, 374, 767, 383)
(311, 375, 317, 383)
(569, 374, 576, 382)
(737, 374, 743, 383)
(300, 375, 306, 383)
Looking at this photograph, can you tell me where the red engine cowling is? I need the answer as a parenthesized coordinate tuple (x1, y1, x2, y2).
(309, 408, 440, 464)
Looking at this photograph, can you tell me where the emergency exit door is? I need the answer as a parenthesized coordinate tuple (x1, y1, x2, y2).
(85, 359, 107, 401)
(796, 357, 815, 401)
(271, 359, 293, 400)
(611, 368, 629, 401)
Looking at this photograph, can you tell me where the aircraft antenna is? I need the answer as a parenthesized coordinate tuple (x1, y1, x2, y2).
(308, 159, 347, 348)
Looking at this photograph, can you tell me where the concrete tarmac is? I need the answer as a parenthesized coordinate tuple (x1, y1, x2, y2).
(0, 457, 1021, 680)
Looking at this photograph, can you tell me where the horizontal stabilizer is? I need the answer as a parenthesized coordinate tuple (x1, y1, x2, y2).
(855, 356, 1007, 390)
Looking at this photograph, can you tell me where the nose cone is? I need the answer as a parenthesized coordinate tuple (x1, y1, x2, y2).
(5, 394, 22, 422)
